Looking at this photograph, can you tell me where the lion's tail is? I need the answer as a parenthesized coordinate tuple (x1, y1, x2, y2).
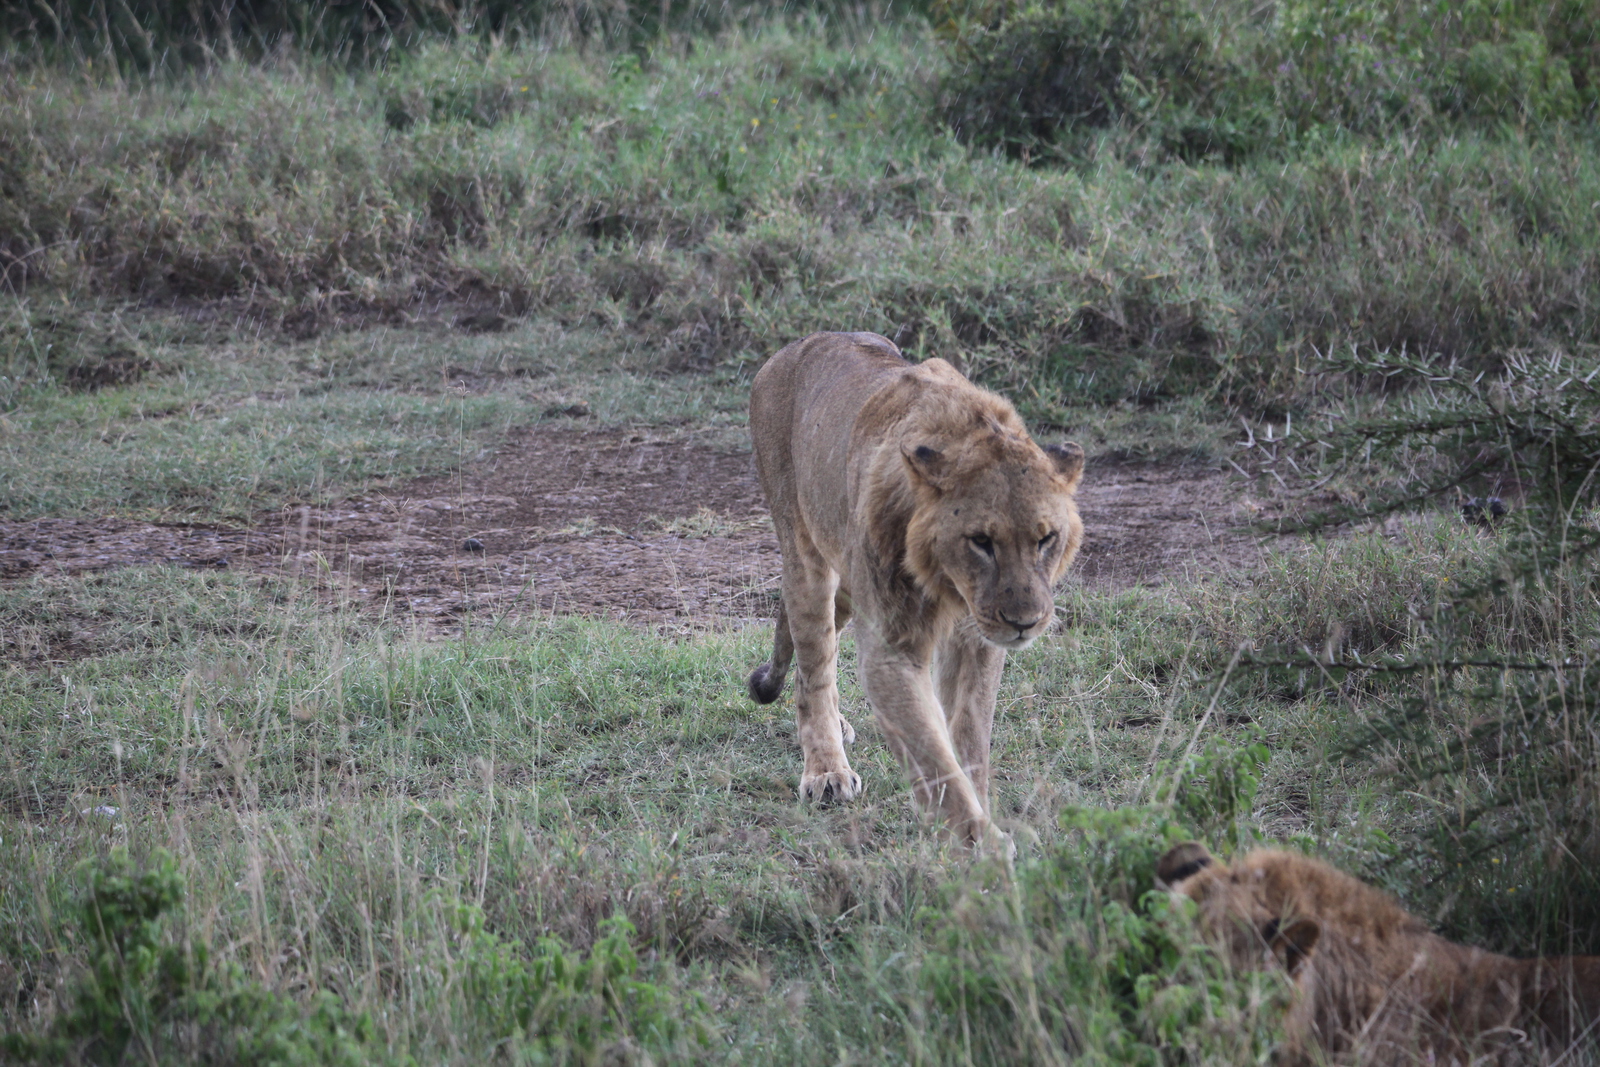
(748, 597, 793, 704)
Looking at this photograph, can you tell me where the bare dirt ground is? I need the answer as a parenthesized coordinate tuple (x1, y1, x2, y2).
(1, 429, 1286, 632)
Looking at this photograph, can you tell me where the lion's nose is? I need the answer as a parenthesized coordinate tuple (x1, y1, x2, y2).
(1001, 612, 1042, 634)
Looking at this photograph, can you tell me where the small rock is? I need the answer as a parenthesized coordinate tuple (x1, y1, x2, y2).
(455, 311, 510, 334)
(462, 538, 486, 554)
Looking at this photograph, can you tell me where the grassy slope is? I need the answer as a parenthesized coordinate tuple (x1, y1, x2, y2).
(7, 21, 1598, 418)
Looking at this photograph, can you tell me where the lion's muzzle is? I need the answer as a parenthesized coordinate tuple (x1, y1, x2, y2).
(976, 612, 1052, 650)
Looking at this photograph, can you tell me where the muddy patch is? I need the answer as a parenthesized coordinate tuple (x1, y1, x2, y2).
(1, 430, 1287, 630)
(1075, 462, 1284, 587)
(1, 519, 246, 580)
(252, 429, 778, 629)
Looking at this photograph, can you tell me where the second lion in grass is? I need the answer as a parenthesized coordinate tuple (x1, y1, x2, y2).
(746, 331, 1084, 850)
(1158, 842, 1600, 1064)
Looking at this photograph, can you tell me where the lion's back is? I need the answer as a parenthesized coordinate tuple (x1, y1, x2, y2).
(748, 332, 912, 525)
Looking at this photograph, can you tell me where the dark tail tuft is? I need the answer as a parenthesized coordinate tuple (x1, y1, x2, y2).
(748, 663, 785, 704)
(748, 595, 793, 704)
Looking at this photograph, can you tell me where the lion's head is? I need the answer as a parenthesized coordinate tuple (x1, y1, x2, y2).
(895, 413, 1085, 650)
(1157, 843, 1324, 980)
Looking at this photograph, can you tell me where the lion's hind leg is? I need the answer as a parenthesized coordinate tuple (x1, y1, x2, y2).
(750, 593, 857, 748)
(748, 597, 794, 705)
(787, 568, 861, 804)
(834, 588, 856, 746)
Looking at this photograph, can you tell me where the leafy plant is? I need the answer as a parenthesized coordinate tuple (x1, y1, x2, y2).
(452, 904, 715, 1058)
(912, 803, 1292, 1065)
(2, 848, 374, 1066)
(1153, 734, 1271, 852)
(935, 0, 1598, 164)
(936, 0, 1252, 160)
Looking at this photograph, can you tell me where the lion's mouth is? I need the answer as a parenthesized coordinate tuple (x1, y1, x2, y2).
(978, 620, 1045, 650)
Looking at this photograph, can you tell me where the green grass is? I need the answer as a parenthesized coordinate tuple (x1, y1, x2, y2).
(3, 479, 1597, 1061)
(0, 303, 760, 519)
(0, 563, 1354, 1064)
(8, 540, 1581, 1062)
(0, 293, 1228, 522)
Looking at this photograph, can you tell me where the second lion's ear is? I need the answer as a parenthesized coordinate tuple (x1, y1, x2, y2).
(1046, 442, 1085, 492)
(1156, 842, 1214, 886)
(902, 443, 949, 491)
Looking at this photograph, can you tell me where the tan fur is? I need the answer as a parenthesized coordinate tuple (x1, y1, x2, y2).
(746, 332, 1084, 849)
(1159, 843, 1600, 1064)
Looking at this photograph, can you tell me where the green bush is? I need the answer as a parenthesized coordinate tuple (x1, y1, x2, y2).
(1, 849, 375, 1067)
(453, 905, 715, 1058)
(0, 848, 714, 1065)
(937, 0, 1262, 160)
(1459, 30, 1580, 121)
(937, 0, 1600, 162)
(908, 802, 1293, 1065)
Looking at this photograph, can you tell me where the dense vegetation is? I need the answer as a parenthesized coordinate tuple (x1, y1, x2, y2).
(3, 2, 1599, 1063)
(6, 1, 1600, 414)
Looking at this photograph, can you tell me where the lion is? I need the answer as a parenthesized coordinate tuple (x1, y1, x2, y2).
(1157, 842, 1600, 1064)
(745, 331, 1084, 849)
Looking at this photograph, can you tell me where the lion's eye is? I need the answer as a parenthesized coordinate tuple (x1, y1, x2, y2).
(1039, 531, 1058, 551)
(969, 534, 994, 556)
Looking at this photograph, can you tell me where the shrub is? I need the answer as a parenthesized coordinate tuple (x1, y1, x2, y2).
(1237, 346, 1600, 953)
(937, 0, 1600, 163)
(1458, 29, 1581, 122)
(1, 849, 374, 1066)
(453, 905, 715, 1058)
(937, 0, 1260, 160)
(908, 799, 1293, 1065)
(1, 847, 716, 1065)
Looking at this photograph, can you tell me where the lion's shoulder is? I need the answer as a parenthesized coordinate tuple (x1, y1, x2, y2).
(858, 358, 1027, 451)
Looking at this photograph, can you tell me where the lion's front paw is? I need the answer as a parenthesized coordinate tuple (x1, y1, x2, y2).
(839, 715, 856, 746)
(952, 818, 1016, 860)
(799, 768, 862, 805)
(976, 825, 1017, 862)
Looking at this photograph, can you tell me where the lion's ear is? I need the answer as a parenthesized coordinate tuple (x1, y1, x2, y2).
(1266, 918, 1320, 977)
(902, 443, 950, 491)
(1046, 442, 1086, 492)
(1156, 842, 1214, 886)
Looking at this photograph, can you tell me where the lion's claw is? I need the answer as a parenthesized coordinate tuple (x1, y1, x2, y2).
(800, 769, 862, 804)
